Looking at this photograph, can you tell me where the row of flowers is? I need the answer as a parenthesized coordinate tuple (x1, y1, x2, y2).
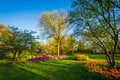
(28, 54, 66, 62)
(85, 61, 120, 79)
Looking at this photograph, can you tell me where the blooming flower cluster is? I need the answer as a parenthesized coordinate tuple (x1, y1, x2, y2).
(28, 55, 53, 62)
(54, 54, 66, 59)
(85, 61, 120, 79)
(28, 54, 66, 62)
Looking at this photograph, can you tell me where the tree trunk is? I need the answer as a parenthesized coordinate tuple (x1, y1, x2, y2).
(18, 50, 22, 58)
(111, 54, 115, 68)
(13, 51, 17, 61)
(57, 41, 60, 56)
(102, 47, 114, 68)
(16, 50, 22, 61)
(110, 35, 118, 68)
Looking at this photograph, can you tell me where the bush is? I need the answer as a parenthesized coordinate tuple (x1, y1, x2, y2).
(75, 54, 89, 61)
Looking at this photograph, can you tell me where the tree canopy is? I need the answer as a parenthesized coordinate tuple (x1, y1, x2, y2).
(0, 25, 38, 60)
(39, 10, 69, 56)
(69, 0, 120, 67)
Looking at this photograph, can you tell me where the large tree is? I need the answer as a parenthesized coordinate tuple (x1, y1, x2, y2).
(39, 10, 69, 56)
(69, 0, 120, 67)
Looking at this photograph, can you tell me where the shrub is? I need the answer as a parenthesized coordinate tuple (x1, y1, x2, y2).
(75, 54, 89, 61)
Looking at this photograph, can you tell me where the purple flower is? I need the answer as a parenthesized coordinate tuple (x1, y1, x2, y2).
(28, 55, 53, 62)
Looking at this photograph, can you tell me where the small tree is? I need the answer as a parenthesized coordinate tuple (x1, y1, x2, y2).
(30, 40, 42, 54)
(63, 35, 76, 54)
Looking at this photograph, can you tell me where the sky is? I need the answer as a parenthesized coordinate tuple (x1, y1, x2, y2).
(0, 0, 71, 39)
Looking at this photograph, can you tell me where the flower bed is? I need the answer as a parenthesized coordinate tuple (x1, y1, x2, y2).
(28, 54, 66, 62)
(54, 54, 66, 59)
(28, 55, 53, 62)
(85, 61, 120, 79)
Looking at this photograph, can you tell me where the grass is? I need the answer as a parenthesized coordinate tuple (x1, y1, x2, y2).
(0, 60, 91, 80)
(88, 54, 120, 62)
(0, 54, 120, 80)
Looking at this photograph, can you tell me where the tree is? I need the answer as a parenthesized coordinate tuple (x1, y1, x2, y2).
(6, 26, 36, 60)
(69, 0, 120, 68)
(0, 24, 10, 36)
(77, 40, 85, 53)
(30, 40, 42, 54)
(0, 24, 12, 57)
(46, 38, 57, 55)
(62, 35, 76, 54)
(39, 10, 69, 56)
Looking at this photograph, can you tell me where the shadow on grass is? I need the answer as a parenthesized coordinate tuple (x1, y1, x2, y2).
(0, 63, 49, 80)
(17, 59, 92, 80)
(0, 54, 119, 80)
(0, 56, 93, 80)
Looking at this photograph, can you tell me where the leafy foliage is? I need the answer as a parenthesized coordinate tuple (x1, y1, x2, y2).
(63, 35, 76, 54)
(0, 24, 13, 57)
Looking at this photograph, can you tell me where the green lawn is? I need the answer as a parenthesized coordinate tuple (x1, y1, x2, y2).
(88, 54, 120, 61)
(0, 60, 91, 80)
(0, 54, 120, 80)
